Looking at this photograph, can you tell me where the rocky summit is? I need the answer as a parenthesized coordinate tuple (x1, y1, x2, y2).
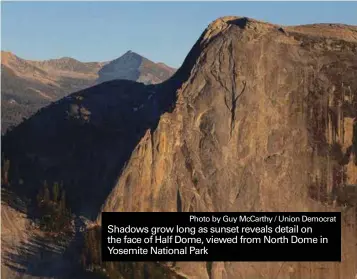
(97, 50, 176, 85)
(2, 16, 357, 279)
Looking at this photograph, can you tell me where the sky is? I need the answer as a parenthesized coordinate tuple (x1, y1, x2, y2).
(2, 1, 357, 68)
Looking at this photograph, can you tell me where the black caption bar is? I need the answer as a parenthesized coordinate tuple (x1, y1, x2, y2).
(101, 212, 341, 262)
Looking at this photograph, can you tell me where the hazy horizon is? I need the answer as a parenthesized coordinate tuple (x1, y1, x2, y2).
(2, 1, 357, 68)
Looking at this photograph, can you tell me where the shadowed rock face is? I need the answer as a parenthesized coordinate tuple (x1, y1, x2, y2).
(2, 16, 357, 279)
(2, 78, 179, 219)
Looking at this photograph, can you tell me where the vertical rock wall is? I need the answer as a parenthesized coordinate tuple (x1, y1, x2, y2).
(101, 18, 357, 279)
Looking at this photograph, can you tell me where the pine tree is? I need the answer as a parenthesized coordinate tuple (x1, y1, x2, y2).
(60, 189, 67, 214)
(2, 159, 10, 185)
(36, 180, 73, 233)
(53, 182, 60, 203)
(36, 186, 44, 207)
(43, 181, 50, 204)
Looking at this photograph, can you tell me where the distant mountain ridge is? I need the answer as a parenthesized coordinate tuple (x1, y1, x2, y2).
(1, 50, 176, 133)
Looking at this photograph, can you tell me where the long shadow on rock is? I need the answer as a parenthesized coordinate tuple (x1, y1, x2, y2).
(1, 188, 28, 215)
(1, 79, 178, 219)
(3, 233, 69, 277)
(3, 216, 104, 279)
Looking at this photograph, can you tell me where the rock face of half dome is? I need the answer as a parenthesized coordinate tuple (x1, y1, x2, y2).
(101, 17, 357, 278)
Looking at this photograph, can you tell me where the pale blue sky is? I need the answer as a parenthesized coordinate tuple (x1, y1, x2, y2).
(2, 2, 357, 68)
